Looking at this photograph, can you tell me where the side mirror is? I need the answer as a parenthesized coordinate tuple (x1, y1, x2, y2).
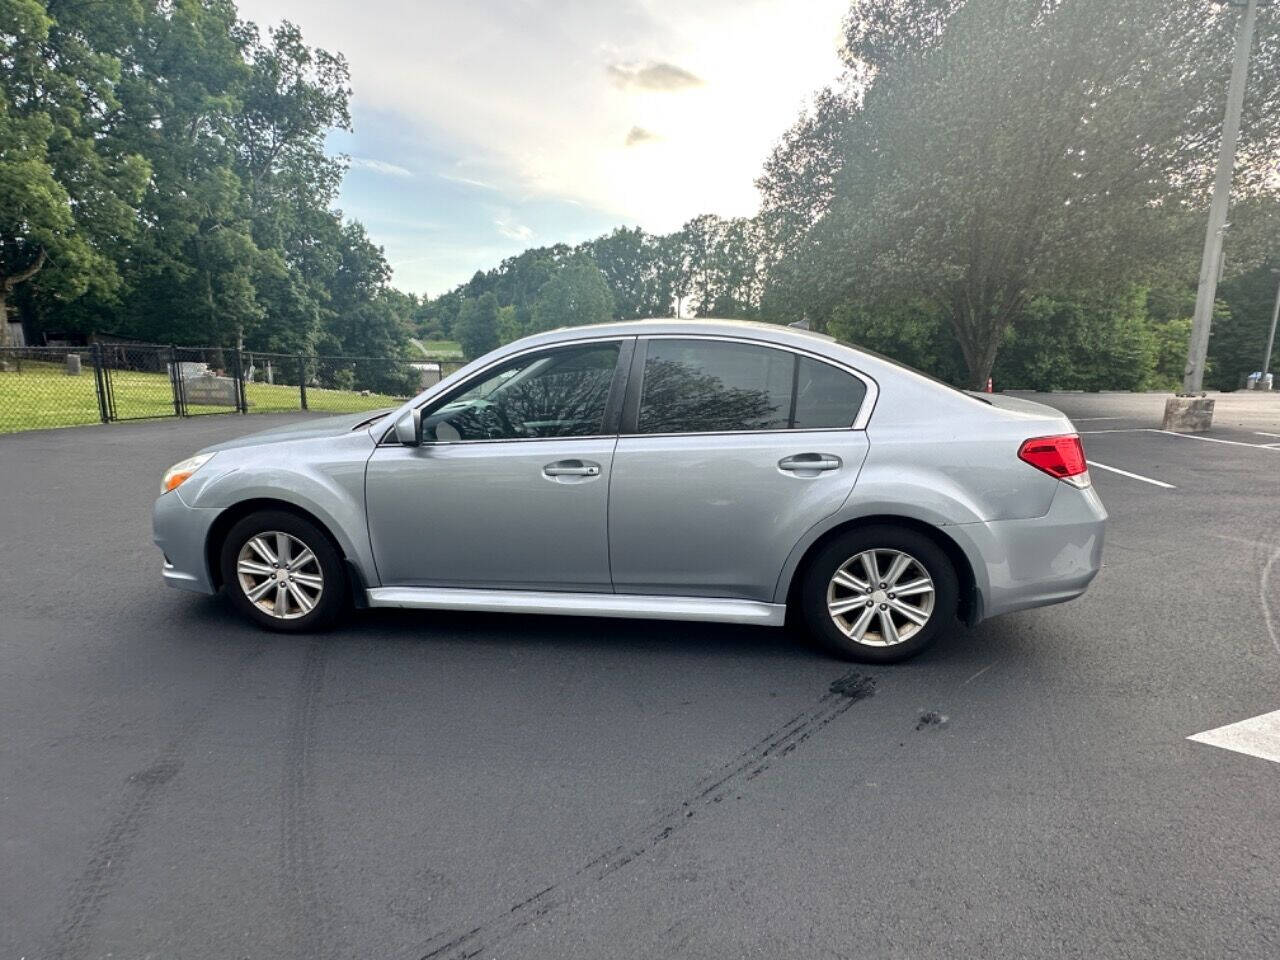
(394, 408, 422, 446)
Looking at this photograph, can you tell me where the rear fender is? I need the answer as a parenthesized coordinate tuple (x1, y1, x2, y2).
(771, 471, 992, 607)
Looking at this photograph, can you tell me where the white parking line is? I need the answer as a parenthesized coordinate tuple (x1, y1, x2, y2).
(1078, 427, 1280, 451)
(1071, 417, 1127, 421)
(1188, 710, 1280, 766)
(1085, 460, 1175, 489)
(1158, 430, 1280, 450)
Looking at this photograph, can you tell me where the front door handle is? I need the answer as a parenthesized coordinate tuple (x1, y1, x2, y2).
(778, 453, 842, 474)
(543, 459, 601, 478)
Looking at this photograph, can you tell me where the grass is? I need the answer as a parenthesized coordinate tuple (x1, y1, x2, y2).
(411, 338, 463, 358)
(0, 360, 407, 435)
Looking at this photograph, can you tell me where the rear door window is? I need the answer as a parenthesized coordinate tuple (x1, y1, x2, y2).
(637, 339, 793, 433)
(635, 339, 865, 434)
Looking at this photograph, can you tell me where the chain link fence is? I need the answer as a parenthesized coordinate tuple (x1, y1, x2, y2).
(0, 343, 464, 435)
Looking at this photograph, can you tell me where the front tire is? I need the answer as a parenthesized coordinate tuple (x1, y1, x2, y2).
(800, 525, 957, 663)
(219, 510, 346, 632)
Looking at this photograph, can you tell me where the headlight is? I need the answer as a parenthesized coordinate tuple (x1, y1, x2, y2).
(161, 453, 215, 494)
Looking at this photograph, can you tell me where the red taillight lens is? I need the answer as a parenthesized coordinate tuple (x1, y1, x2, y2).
(1018, 434, 1088, 485)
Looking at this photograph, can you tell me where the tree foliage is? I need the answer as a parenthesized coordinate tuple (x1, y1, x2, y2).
(761, 0, 1280, 387)
(10, 0, 1280, 395)
(454, 291, 500, 360)
(0, 0, 149, 345)
(4, 0, 411, 365)
(530, 257, 614, 333)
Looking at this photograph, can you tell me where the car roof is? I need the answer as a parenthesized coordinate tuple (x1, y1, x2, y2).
(521, 317, 839, 353)
(540, 317, 833, 340)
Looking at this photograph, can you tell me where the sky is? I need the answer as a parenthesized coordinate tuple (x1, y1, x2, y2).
(235, 0, 851, 297)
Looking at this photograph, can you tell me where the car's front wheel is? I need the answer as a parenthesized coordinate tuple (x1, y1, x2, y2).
(801, 525, 957, 663)
(219, 510, 346, 632)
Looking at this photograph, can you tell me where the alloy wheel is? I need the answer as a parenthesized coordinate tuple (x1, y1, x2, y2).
(236, 531, 324, 620)
(826, 548, 935, 646)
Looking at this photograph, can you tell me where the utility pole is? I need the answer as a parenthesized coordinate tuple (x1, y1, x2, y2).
(1180, 0, 1259, 396)
(1264, 268, 1280, 385)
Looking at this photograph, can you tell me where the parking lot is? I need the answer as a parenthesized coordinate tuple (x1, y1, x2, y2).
(3, 392, 1279, 960)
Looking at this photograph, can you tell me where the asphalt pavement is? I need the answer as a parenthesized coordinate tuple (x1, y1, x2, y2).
(2, 394, 1279, 960)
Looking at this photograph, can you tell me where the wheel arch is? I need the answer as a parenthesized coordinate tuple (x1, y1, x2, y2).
(205, 498, 369, 604)
(780, 514, 982, 627)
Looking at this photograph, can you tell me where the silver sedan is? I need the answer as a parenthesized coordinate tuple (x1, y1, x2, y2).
(153, 319, 1106, 662)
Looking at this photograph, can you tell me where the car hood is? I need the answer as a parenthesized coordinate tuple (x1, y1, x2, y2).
(199, 409, 393, 452)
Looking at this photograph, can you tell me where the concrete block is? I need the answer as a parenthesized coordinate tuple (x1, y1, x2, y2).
(1162, 395, 1214, 432)
(65, 353, 81, 376)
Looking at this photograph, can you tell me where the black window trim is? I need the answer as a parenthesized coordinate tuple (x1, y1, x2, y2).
(620, 334, 878, 437)
(379, 336, 635, 446)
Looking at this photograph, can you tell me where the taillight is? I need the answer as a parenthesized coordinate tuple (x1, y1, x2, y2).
(1018, 434, 1089, 487)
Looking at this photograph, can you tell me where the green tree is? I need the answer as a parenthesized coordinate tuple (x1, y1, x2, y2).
(0, 0, 148, 350)
(454, 291, 500, 360)
(828, 298, 962, 379)
(762, 0, 1280, 387)
(496, 304, 522, 344)
(6, 0, 410, 364)
(530, 258, 614, 332)
(1208, 261, 1280, 390)
(414, 288, 462, 340)
(993, 290, 1157, 392)
(579, 226, 672, 320)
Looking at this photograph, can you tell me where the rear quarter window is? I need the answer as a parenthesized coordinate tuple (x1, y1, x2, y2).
(793, 356, 867, 429)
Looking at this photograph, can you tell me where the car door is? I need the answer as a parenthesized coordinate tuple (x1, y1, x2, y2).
(608, 336, 872, 602)
(365, 338, 630, 590)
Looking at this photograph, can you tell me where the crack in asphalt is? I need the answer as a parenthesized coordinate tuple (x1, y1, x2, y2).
(415, 670, 878, 960)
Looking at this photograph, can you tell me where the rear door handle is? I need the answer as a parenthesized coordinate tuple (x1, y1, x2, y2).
(543, 459, 601, 478)
(778, 454, 842, 473)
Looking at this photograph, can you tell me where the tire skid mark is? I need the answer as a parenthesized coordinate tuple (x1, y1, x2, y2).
(281, 637, 338, 960)
(416, 670, 877, 960)
(46, 645, 266, 960)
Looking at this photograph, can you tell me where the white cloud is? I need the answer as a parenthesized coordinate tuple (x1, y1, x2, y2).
(606, 60, 703, 91)
(235, 0, 850, 231)
(437, 172, 500, 191)
(493, 212, 534, 243)
(348, 156, 413, 177)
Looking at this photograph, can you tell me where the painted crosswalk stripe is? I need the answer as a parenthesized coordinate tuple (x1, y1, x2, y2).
(1187, 710, 1280, 765)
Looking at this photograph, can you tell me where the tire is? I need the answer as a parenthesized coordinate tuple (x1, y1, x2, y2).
(800, 525, 958, 663)
(219, 510, 346, 632)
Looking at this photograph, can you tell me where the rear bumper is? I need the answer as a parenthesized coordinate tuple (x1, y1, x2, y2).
(953, 482, 1106, 621)
(153, 491, 220, 595)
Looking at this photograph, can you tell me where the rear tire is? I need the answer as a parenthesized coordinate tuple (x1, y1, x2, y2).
(219, 510, 346, 632)
(800, 525, 957, 663)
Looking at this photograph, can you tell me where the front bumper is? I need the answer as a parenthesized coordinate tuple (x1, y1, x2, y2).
(952, 481, 1107, 621)
(153, 490, 221, 595)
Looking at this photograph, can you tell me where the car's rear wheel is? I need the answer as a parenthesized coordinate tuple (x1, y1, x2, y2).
(219, 510, 346, 632)
(800, 525, 957, 662)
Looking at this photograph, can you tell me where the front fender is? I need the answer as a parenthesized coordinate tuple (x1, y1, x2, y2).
(179, 432, 379, 587)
